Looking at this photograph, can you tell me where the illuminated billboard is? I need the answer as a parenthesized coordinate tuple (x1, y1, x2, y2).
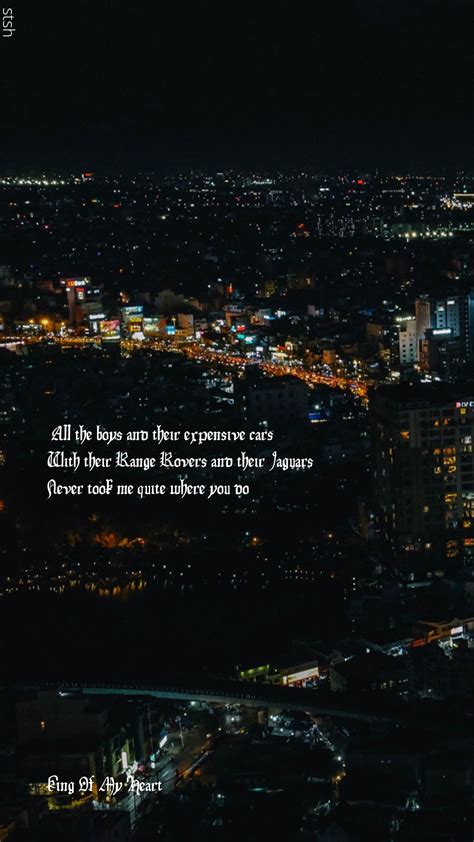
(88, 313, 105, 334)
(60, 276, 91, 288)
(121, 305, 143, 319)
(143, 317, 165, 336)
(121, 305, 144, 336)
(99, 319, 120, 341)
(127, 315, 144, 335)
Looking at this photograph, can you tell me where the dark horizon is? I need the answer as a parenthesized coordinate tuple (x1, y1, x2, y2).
(2, 0, 474, 171)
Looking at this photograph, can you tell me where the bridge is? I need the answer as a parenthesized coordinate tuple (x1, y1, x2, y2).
(26, 676, 398, 723)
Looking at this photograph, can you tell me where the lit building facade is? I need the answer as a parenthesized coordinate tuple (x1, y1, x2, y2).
(398, 318, 419, 364)
(60, 276, 92, 326)
(370, 384, 474, 574)
(414, 292, 474, 363)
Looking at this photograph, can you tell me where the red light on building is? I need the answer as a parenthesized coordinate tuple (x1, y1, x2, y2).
(357, 178, 364, 185)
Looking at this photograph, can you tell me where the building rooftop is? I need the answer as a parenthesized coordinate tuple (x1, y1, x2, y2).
(371, 381, 474, 407)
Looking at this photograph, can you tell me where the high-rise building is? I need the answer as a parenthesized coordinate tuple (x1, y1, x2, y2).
(433, 293, 474, 361)
(370, 384, 474, 575)
(412, 291, 474, 366)
(419, 328, 462, 377)
(60, 276, 92, 326)
(415, 295, 434, 340)
(398, 318, 419, 364)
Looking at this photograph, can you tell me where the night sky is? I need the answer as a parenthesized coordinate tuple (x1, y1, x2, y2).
(2, 0, 474, 171)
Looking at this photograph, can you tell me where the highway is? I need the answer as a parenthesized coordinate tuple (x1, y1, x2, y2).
(178, 342, 370, 402)
(31, 676, 396, 722)
(0, 333, 371, 403)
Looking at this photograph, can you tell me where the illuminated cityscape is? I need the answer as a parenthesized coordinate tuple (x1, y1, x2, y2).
(2, 0, 474, 839)
(0, 168, 474, 840)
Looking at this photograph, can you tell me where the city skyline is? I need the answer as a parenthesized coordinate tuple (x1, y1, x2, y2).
(3, 6, 474, 838)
